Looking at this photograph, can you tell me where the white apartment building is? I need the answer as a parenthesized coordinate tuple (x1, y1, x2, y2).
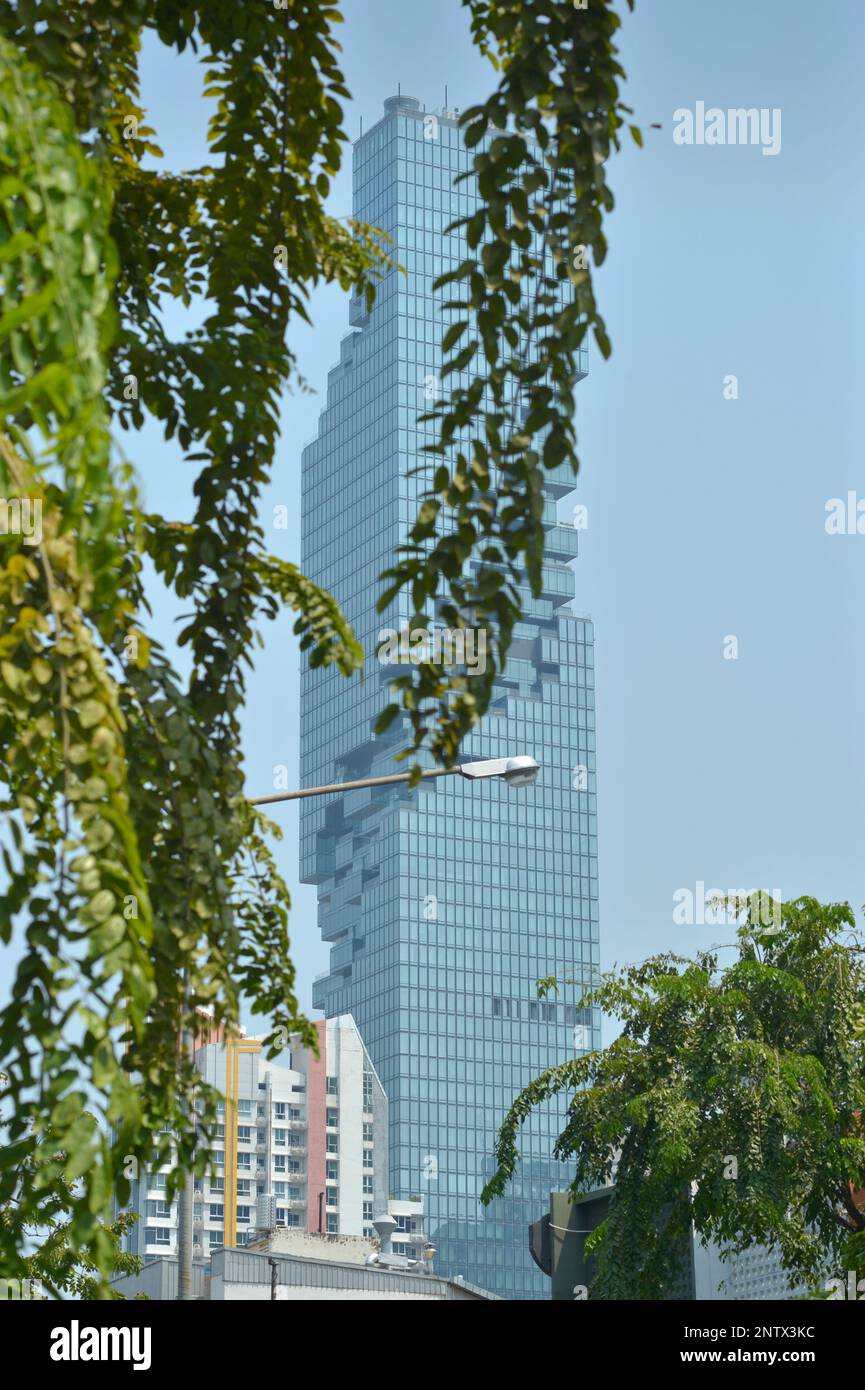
(121, 1014, 416, 1261)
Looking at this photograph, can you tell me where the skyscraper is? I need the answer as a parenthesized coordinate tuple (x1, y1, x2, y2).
(301, 94, 598, 1298)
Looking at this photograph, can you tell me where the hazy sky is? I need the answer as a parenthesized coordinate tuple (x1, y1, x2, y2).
(4, 1, 863, 1032)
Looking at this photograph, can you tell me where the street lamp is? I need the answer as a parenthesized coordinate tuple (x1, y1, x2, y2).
(249, 755, 539, 806)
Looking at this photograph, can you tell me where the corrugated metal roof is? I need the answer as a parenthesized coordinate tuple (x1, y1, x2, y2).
(216, 1248, 497, 1299)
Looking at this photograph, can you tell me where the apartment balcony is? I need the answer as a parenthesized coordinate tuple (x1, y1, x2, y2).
(312, 973, 339, 1010)
(320, 902, 361, 942)
(340, 783, 379, 823)
(327, 869, 363, 912)
(544, 521, 580, 563)
(538, 560, 577, 604)
(277, 1138, 307, 1154)
(544, 470, 581, 500)
(329, 938, 356, 973)
(276, 1156, 310, 1178)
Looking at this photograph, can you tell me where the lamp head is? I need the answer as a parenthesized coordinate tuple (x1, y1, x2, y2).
(503, 756, 539, 788)
(458, 755, 540, 787)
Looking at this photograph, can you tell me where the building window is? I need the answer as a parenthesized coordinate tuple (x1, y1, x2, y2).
(326, 1161, 339, 1181)
(237, 1125, 251, 1144)
(236, 1231, 249, 1247)
(325, 1076, 338, 1095)
(146, 1200, 172, 1220)
(288, 1106, 302, 1121)
(274, 1102, 286, 1121)
(211, 1150, 224, 1169)
(209, 1177, 224, 1194)
(362, 1175, 374, 1195)
(237, 1180, 251, 1197)
(362, 1122, 373, 1143)
(362, 1076, 374, 1112)
(325, 1108, 338, 1128)
(237, 1100, 252, 1118)
(326, 1189, 339, 1208)
(274, 1182, 286, 1199)
(276, 1208, 287, 1227)
(236, 1206, 250, 1225)
(208, 1231, 224, 1250)
(237, 1151, 251, 1171)
(362, 1150, 373, 1169)
(209, 1204, 224, 1221)
(274, 1155, 287, 1173)
(326, 1135, 338, 1154)
(326, 1214, 338, 1234)
(363, 1201, 374, 1221)
(273, 1128, 286, 1147)
(147, 1226, 171, 1247)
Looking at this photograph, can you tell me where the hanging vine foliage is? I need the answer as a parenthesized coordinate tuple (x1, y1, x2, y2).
(0, 1, 636, 1289)
(0, 3, 386, 1290)
(377, 0, 638, 770)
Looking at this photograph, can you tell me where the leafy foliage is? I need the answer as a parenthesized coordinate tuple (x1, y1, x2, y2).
(0, 3, 384, 1291)
(376, 0, 638, 769)
(0, 1111, 143, 1300)
(482, 897, 865, 1299)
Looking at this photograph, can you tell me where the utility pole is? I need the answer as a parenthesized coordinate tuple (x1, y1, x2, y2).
(269, 1257, 278, 1301)
(176, 986, 194, 1301)
(177, 1156, 194, 1300)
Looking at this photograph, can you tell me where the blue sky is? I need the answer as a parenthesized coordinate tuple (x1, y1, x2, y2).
(5, 0, 863, 1030)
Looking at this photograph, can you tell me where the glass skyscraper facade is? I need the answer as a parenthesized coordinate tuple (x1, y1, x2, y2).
(300, 94, 598, 1298)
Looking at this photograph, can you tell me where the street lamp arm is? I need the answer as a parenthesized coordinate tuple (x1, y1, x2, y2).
(249, 766, 456, 806)
(248, 755, 539, 806)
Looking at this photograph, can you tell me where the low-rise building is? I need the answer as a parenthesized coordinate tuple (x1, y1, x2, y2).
(110, 1237, 497, 1301)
